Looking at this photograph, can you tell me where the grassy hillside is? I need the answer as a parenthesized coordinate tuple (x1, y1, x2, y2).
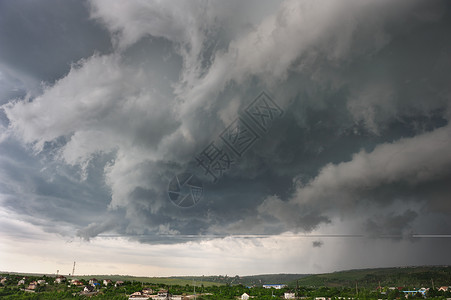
(291, 266, 451, 288)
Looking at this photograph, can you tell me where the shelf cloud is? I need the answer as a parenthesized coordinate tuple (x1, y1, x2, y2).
(1, 0, 451, 274)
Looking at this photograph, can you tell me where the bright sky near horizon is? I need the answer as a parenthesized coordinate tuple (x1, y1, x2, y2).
(1, 0, 451, 277)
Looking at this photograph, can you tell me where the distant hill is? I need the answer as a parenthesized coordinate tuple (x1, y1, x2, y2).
(290, 266, 451, 288)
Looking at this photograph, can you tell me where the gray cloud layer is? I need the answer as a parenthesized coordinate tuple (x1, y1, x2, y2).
(1, 0, 451, 261)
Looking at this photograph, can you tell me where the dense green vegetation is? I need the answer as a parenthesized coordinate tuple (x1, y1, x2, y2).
(1, 266, 451, 299)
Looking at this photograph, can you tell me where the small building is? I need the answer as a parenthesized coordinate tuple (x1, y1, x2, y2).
(27, 281, 38, 290)
(403, 290, 424, 298)
(115, 280, 124, 287)
(0, 277, 7, 285)
(71, 280, 84, 286)
(142, 288, 153, 295)
(241, 292, 250, 300)
(263, 284, 286, 289)
(418, 288, 429, 296)
(439, 286, 449, 292)
(37, 279, 46, 285)
(129, 291, 150, 299)
(18, 277, 26, 285)
(103, 279, 113, 286)
(157, 289, 170, 299)
(83, 285, 95, 293)
(89, 278, 98, 285)
(285, 292, 296, 299)
(130, 292, 142, 296)
(54, 275, 66, 284)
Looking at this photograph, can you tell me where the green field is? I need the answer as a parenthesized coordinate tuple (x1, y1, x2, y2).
(74, 275, 223, 287)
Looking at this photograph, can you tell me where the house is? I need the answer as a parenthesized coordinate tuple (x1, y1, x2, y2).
(157, 289, 170, 299)
(285, 292, 296, 299)
(439, 286, 449, 292)
(241, 292, 250, 300)
(402, 289, 430, 298)
(115, 280, 124, 287)
(130, 291, 143, 296)
(37, 279, 46, 285)
(418, 288, 429, 296)
(71, 280, 84, 286)
(0, 277, 7, 285)
(129, 291, 150, 299)
(142, 288, 154, 295)
(54, 275, 66, 284)
(83, 285, 95, 293)
(27, 281, 38, 290)
(18, 277, 26, 285)
(263, 284, 286, 289)
(89, 278, 98, 285)
(103, 279, 113, 286)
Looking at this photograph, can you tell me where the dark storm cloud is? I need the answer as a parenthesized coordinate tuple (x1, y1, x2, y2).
(0, 0, 112, 95)
(1, 0, 451, 254)
(0, 138, 112, 235)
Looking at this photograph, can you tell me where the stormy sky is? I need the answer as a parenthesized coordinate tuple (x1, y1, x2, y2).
(1, 0, 451, 276)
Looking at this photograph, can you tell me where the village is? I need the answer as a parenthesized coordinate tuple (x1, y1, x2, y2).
(1, 273, 451, 300)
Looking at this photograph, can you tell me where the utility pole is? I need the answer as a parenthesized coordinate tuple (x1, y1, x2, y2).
(72, 262, 76, 277)
(356, 281, 358, 296)
(194, 279, 196, 299)
(431, 278, 434, 290)
(296, 280, 299, 297)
